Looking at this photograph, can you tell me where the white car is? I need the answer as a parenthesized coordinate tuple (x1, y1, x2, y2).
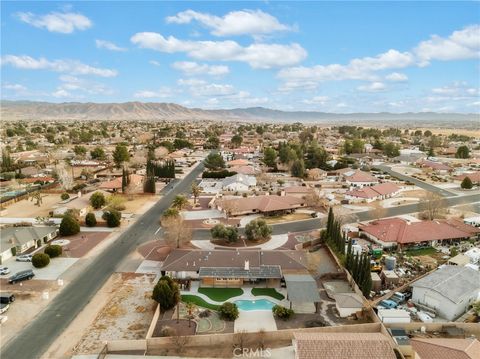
(0, 267, 10, 275)
(16, 254, 33, 262)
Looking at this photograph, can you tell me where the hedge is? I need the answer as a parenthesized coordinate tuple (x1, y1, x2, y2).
(32, 253, 50, 268)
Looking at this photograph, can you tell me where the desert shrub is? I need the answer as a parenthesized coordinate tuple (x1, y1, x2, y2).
(60, 192, 70, 200)
(85, 212, 97, 227)
(160, 325, 177, 337)
(32, 253, 50, 268)
(219, 302, 239, 321)
(198, 309, 211, 318)
(90, 191, 106, 209)
(59, 214, 80, 236)
(102, 209, 121, 227)
(44, 244, 62, 258)
(272, 305, 294, 320)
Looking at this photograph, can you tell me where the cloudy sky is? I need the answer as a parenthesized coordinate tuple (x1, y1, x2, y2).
(1, 1, 479, 113)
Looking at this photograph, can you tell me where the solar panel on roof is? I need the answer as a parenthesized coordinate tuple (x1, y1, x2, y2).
(198, 265, 282, 278)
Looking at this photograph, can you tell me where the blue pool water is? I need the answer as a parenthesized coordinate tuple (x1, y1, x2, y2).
(234, 299, 275, 311)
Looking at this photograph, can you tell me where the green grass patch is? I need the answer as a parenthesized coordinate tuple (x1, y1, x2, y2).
(198, 287, 243, 301)
(405, 247, 437, 257)
(251, 288, 285, 300)
(181, 295, 220, 310)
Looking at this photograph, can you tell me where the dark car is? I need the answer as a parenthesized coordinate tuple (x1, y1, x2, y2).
(8, 269, 34, 284)
(0, 293, 15, 304)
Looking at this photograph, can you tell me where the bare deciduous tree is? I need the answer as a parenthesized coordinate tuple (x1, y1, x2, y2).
(162, 216, 192, 249)
(418, 192, 447, 220)
(56, 161, 74, 191)
(305, 191, 328, 211)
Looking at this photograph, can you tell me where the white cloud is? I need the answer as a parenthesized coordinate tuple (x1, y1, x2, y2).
(302, 96, 329, 105)
(133, 87, 173, 99)
(57, 75, 113, 95)
(15, 11, 92, 34)
(385, 72, 408, 82)
(1, 55, 118, 77)
(278, 49, 413, 90)
(166, 9, 292, 37)
(149, 60, 161, 66)
(52, 89, 73, 98)
(357, 82, 387, 92)
(172, 61, 229, 76)
(431, 81, 478, 97)
(130, 32, 306, 69)
(2, 83, 27, 91)
(95, 39, 127, 52)
(415, 25, 480, 64)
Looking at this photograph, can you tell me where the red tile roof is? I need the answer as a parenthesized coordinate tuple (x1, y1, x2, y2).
(419, 160, 452, 171)
(359, 218, 479, 245)
(455, 171, 480, 183)
(346, 182, 400, 199)
(218, 195, 305, 214)
(344, 170, 379, 183)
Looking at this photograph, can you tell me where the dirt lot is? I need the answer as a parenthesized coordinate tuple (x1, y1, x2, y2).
(119, 194, 159, 214)
(0, 280, 63, 345)
(72, 273, 157, 355)
(57, 231, 111, 258)
(1, 193, 62, 217)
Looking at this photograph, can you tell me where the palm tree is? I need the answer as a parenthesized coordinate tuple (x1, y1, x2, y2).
(185, 302, 196, 327)
(172, 194, 188, 210)
(191, 182, 201, 205)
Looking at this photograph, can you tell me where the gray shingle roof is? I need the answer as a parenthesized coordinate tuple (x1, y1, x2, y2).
(0, 226, 57, 252)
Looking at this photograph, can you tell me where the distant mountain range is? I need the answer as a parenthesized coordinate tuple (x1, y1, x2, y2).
(1, 100, 478, 127)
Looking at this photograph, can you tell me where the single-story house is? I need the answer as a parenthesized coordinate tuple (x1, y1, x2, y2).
(161, 249, 308, 288)
(221, 174, 256, 192)
(292, 332, 396, 359)
(411, 338, 480, 359)
(448, 254, 471, 266)
(53, 190, 111, 217)
(215, 194, 306, 216)
(282, 185, 315, 198)
(345, 182, 400, 203)
(358, 218, 480, 249)
(228, 165, 257, 175)
(342, 170, 379, 188)
(455, 171, 480, 185)
(0, 226, 58, 263)
(411, 266, 480, 321)
(417, 159, 453, 174)
(99, 174, 143, 192)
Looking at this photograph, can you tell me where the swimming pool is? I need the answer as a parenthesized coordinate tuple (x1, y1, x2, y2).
(234, 299, 276, 311)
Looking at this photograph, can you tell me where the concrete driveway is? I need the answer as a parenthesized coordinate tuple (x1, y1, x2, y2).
(3, 257, 78, 280)
(181, 209, 225, 220)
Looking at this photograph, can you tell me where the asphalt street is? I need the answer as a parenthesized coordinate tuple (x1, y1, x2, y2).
(376, 164, 456, 197)
(0, 162, 205, 359)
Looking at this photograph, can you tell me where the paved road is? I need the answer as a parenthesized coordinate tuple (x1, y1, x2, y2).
(0, 164, 205, 359)
(192, 193, 480, 240)
(376, 164, 456, 197)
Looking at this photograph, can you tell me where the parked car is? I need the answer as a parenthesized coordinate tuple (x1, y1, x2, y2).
(0, 267, 10, 275)
(8, 270, 35, 284)
(0, 303, 9, 314)
(0, 293, 15, 304)
(16, 254, 33, 262)
(391, 292, 408, 304)
(380, 299, 398, 309)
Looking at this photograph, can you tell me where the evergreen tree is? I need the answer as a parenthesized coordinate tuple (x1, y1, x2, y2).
(326, 207, 334, 238)
(122, 167, 128, 193)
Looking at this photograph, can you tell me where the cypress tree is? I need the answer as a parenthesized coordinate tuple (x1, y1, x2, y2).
(362, 260, 373, 297)
(122, 167, 127, 193)
(345, 239, 353, 271)
(326, 207, 333, 238)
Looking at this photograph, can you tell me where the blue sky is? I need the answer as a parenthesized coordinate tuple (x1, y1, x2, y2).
(1, 1, 479, 113)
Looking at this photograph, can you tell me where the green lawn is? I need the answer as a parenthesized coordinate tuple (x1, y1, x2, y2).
(405, 247, 437, 257)
(181, 295, 220, 310)
(251, 288, 285, 300)
(198, 287, 243, 301)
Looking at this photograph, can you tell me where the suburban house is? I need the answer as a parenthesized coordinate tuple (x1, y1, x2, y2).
(411, 266, 480, 321)
(455, 171, 480, 185)
(52, 190, 111, 217)
(345, 182, 400, 203)
(99, 174, 143, 192)
(417, 159, 453, 174)
(342, 170, 379, 188)
(411, 338, 480, 359)
(221, 174, 256, 192)
(228, 165, 257, 175)
(282, 185, 315, 198)
(0, 226, 58, 263)
(358, 217, 480, 248)
(162, 249, 308, 286)
(215, 194, 306, 216)
(292, 332, 396, 359)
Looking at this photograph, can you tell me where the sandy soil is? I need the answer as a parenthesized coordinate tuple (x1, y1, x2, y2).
(1, 193, 62, 217)
(72, 273, 157, 355)
(0, 280, 63, 346)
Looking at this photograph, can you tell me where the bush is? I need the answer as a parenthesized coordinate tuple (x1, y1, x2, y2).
(245, 219, 272, 242)
(160, 325, 177, 337)
(85, 212, 97, 227)
(59, 214, 80, 236)
(461, 176, 473, 190)
(32, 253, 50, 268)
(11, 247, 17, 256)
(102, 210, 121, 227)
(210, 224, 239, 243)
(72, 183, 87, 192)
(44, 245, 62, 258)
(272, 305, 294, 320)
(219, 302, 239, 321)
(60, 192, 70, 201)
(90, 191, 106, 209)
(152, 276, 180, 311)
(198, 309, 211, 318)
(202, 170, 237, 179)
